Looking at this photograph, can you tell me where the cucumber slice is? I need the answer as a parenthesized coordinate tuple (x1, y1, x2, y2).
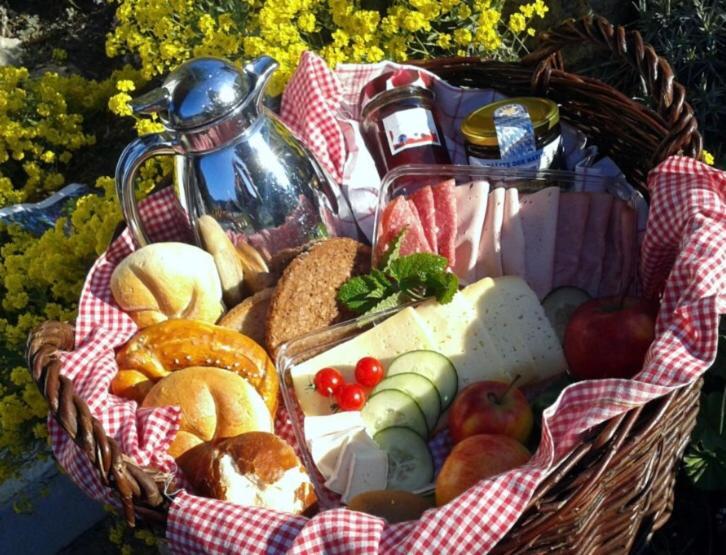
(372, 373, 441, 432)
(387, 350, 458, 410)
(373, 427, 434, 491)
(542, 286, 591, 344)
(361, 389, 428, 439)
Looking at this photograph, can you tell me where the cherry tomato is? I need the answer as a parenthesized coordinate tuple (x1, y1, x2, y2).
(335, 383, 366, 411)
(313, 367, 344, 397)
(354, 356, 384, 387)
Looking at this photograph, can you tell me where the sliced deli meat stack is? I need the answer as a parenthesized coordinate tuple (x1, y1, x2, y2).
(574, 192, 613, 297)
(375, 195, 432, 260)
(501, 188, 526, 279)
(520, 186, 560, 299)
(598, 199, 625, 297)
(477, 187, 505, 278)
(452, 181, 489, 283)
(432, 178, 457, 267)
(552, 192, 590, 289)
(410, 185, 438, 253)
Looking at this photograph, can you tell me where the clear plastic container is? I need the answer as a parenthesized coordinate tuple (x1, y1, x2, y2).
(372, 163, 639, 284)
(275, 303, 432, 510)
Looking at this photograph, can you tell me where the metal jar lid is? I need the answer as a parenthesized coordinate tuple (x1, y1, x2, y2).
(461, 97, 560, 147)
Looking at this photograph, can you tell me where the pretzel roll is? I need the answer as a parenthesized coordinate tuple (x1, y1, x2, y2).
(142, 367, 273, 459)
(114, 319, 278, 413)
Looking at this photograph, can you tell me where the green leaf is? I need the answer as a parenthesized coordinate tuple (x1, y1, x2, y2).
(685, 388, 726, 490)
(337, 272, 395, 313)
(364, 291, 407, 316)
(425, 270, 459, 304)
(380, 228, 406, 274)
(389, 252, 448, 285)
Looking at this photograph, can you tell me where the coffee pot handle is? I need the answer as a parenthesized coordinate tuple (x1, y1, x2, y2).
(115, 133, 183, 247)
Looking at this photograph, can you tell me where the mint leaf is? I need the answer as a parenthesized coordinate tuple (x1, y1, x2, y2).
(389, 252, 448, 285)
(380, 228, 406, 274)
(337, 272, 395, 313)
(426, 270, 459, 304)
(364, 291, 407, 316)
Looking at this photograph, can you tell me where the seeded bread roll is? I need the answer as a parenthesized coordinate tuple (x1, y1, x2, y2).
(178, 432, 316, 515)
(265, 238, 371, 355)
(110, 242, 223, 328)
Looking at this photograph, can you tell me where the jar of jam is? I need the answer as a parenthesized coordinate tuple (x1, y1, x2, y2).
(360, 70, 451, 177)
(461, 97, 563, 170)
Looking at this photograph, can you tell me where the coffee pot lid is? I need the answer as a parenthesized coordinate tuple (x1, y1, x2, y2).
(131, 56, 278, 131)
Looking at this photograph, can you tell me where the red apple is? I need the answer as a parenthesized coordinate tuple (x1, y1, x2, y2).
(448, 380, 533, 444)
(435, 434, 530, 506)
(564, 296, 658, 380)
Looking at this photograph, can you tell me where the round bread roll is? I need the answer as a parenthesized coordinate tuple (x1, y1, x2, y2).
(142, 367, 273, 459)
(111, 242, 224, 329)
(217, 287, 274, 346)
(178, 432, 316, 515)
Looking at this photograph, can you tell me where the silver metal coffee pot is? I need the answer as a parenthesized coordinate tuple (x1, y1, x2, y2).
(116, 56, 347, 255)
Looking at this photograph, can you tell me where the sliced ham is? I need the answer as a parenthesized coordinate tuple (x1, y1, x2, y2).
(501, 188, 526, 278)
(599, 200, 625, 297)
(520, 187, 560, 299)
(375, 195, 432, 260)
(552, 192, 590, 288)
(410, 185, 438, 253)
(574, 192, 613, 296)
(620, 203, 638, 295)
(453, 181, 489, 283)
(477, 187, 506, 278)
(432, 179, 457, 267)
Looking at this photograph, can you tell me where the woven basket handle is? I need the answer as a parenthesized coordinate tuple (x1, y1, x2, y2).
(25, 321, 170, 527)
(522, 15, 703, 161)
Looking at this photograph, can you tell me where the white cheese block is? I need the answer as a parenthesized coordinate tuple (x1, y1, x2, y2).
(460, 277, 539, 384)
(291, 307, 434, 416)
(413, 294, 510, 390)
(477, 187, 506, 278)
(484, 276, 567, 379)
(520, 187, 560, 299)
(501, 188, 526, 278)
(453, 180, 489, 284)
(324, 428, 386, 496)
(341, 443, 388, 503)
(304, 412, 365, 442)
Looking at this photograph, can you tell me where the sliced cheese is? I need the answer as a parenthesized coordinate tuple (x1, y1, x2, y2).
(477, 187, 506, 278)
(460, 277, 538, 384)
(291, 307, 434, 416)
(304, 412, 365, 442)
(341, 443, 388, 503)
(413, 294, 510, 390)
(324, 428, 386, 497)
(483, 276, 566, 380)
(501, 188, 526, 278)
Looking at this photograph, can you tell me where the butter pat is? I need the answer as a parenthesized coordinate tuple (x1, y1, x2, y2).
(291, 307, 434, 416)
(305, 412, 365, 479)
(325, 428, 387, 497)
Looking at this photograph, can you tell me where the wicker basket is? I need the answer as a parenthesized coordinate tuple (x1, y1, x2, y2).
(26, 16, 704, 554)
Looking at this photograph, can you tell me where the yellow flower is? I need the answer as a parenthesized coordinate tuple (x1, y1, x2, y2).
(108, 92, 133, 117)
(508, 13, 527, 33)
(40, 151, 55, 164)
(454, 28, 473, 46)
(702, 150, 715, 165)
(115, 79, 136, 93)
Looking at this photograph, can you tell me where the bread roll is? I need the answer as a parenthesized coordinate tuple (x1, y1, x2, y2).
(218, 288, 273, 346)
(114, 319, 279, 413)
(111, 242, 224, 328)
(142, 367, 273, 459)
(178, 432, 316, 515)
(198, 216, 245, 307)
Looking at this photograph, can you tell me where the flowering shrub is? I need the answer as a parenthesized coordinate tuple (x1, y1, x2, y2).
(0, 0, 549, 490)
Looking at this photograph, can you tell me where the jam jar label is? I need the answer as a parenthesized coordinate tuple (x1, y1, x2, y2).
(468, 136, 562, 170)
(382, 108, 441, 155)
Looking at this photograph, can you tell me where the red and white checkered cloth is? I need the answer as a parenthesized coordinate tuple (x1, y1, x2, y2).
(48, 58, 724, 553)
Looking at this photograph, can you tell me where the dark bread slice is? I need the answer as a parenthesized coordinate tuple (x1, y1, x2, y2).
(265, 238, 371, 355)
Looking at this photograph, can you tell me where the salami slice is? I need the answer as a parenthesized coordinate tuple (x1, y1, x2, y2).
(552, 192, 590, 288)
(432, 178, 457, 267)
(410, 185, 438, 253)
(375, 195, 433, 260)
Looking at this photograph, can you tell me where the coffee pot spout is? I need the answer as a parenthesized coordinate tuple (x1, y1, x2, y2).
(129, 87, 170, 115)
(243, 56, 279, 112)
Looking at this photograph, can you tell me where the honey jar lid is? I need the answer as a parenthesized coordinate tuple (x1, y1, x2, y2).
(461, 97, 560, 147)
